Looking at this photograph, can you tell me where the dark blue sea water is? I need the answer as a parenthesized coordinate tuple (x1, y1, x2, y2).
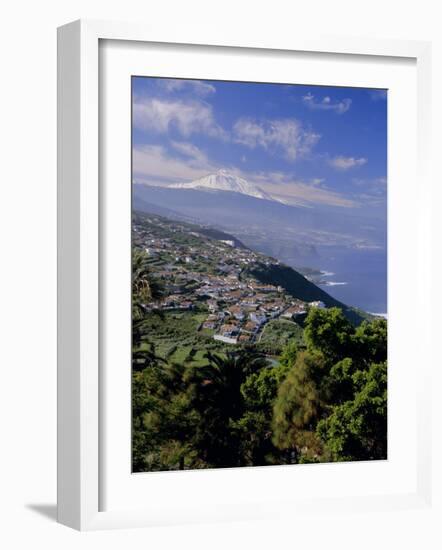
(290, 246, 387, 315)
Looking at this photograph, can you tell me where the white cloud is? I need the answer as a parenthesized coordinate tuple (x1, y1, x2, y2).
(133, 144, 216, 185)
(171, 141, 208, 165)
(233, 118, 320, 161)
(133, 97, 226, 139)
(329, 156, 367, 170)
(353, 176, 386, 188)
(302, 93, 351, 114)
(133, 144, 356, 208)
(215, 168, 356, 208)
(246, 172, 357, 208)
(369, 89, 388, 101)
(157, 79, 216, 96)
(352, 177, 387, 205)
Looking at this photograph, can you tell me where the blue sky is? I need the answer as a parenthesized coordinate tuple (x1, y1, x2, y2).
(132, 76, 387, 213)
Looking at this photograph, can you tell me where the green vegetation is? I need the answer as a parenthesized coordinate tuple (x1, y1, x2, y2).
(131, 212, 387, 471)
(134, 309, 250, 367)
(133, 305, 387, 471)
(272, 308, 387, 463)
(244, 262, 368, 325)
(258, 319, 304, 353)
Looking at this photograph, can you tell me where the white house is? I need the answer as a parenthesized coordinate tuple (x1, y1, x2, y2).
(309, 300, 326, 309)
(214, 334, 238, 345)
(249, 312, 267, 325)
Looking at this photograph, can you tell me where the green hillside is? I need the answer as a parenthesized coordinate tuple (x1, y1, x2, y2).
(244, 263, 367, 325)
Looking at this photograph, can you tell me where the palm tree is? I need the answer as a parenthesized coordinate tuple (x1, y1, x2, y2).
(132, 249, 163, 348)
(132, 342, 167, 372)
(185, 349, 267, 468)
(132, 248, 162, 303)
(133, 357, 198, 471)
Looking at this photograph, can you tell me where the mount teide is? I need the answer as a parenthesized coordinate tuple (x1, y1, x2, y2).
(133, 172, 384, 260)
(168, 169, 274, 201)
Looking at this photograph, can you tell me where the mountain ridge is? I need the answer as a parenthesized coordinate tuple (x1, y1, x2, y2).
(169, 169, 274, 201)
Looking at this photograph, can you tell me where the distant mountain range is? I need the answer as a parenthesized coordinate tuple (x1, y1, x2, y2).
(133, 180, 385, 258)
(169, 170, 274, 201)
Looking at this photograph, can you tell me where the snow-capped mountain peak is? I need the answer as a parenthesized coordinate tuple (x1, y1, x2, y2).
(169, 170, 271, 200)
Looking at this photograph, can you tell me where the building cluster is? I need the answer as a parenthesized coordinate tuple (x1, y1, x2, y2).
(133, 215, 326, 345)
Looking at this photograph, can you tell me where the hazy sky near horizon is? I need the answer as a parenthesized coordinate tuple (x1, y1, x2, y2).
(132, 76, 387, 214)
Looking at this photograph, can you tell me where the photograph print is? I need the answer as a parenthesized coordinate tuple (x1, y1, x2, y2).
(131, 76, 387, 472)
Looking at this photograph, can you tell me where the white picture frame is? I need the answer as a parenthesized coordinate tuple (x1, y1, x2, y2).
(57, 19, 432, 531)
